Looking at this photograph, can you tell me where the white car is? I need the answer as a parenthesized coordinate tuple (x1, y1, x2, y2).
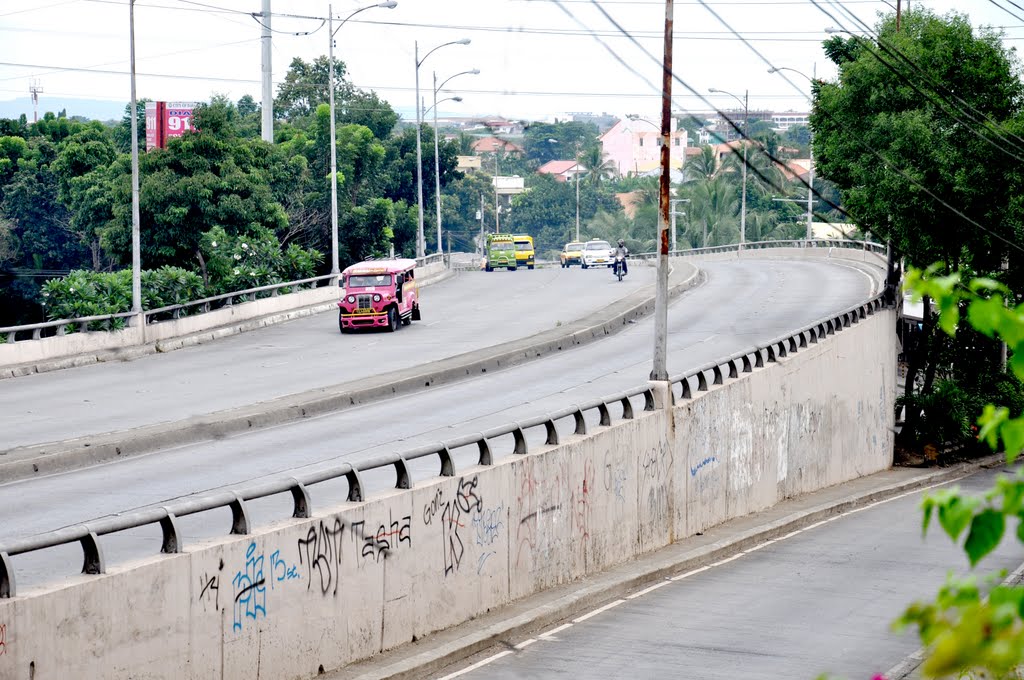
(581, 240, 613, 269)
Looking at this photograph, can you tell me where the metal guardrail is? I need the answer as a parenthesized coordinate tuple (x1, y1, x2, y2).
(633, 238, 886, 260)
(0, 289, 889, 598)
(1, 254, 447, 344)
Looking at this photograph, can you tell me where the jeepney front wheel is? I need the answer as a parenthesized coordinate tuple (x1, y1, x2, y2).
(387, 306, 400, 332)
(339, 313, 349, 334)
(485, 264, 493, 272)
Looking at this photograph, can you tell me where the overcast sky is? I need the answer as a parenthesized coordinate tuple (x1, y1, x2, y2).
(0, 0, 1020, 123)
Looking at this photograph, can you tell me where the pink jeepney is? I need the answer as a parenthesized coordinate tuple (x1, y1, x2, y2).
(338, 258, 421, 333)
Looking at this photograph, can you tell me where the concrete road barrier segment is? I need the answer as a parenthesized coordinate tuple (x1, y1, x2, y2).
(0, 264, 454, 379)
(0, 304, 898, 679)
(0, 263, 702, 483)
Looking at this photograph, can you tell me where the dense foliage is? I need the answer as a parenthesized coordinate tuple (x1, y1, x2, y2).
(812, 8, 1024, 458)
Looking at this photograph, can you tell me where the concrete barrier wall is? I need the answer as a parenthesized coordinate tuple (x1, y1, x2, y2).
(0, 307, 896, 680)
(0, 261, 448, 372)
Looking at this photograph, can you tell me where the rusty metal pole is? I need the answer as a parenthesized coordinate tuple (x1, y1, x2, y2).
(651, 0, 673, 381)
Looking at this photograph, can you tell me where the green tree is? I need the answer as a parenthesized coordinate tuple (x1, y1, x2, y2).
(811, 9, 1024, 451)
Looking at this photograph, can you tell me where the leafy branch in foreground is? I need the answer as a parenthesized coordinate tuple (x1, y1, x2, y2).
(894, 265, 1024, 679)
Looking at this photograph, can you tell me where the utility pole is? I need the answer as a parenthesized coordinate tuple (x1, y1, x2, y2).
(260, 0, 273, 142)
(651, 0, 673, 382)
(494, 148, 500, 234)
(29, 80, 43, 123)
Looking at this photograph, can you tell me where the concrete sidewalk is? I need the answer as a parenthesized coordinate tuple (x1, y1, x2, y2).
(328, 456, 1006, 680)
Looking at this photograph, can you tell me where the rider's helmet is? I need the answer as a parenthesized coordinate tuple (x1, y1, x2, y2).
(618, 239, 625, 247)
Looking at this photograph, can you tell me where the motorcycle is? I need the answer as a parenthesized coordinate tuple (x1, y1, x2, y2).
(613, 254, 626, 281)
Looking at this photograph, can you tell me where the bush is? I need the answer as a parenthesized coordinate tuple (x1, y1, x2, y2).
(200, 226, 322, 295)
(141, 266, 206, 311)
(897, 379, 981, 452)
(41, 267, 207, 328)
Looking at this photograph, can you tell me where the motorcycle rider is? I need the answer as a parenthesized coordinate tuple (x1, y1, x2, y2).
(613, 239, 629, 276)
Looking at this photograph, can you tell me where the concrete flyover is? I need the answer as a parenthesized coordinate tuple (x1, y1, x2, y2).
(0, 246, 898, 680)
(0, 260, 702, 483)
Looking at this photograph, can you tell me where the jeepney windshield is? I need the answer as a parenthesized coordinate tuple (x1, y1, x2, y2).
(491, 242, 514, 251)
(515, 242, 532, 251)
(348, 274, 392, 288)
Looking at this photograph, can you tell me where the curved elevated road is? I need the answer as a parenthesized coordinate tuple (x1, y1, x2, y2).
(0, 258, 878, 590)
(2, 266, 659, 450)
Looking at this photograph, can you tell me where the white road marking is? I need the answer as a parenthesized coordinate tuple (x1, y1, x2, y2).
(670, 565, 712, 581)
(436, 650, 513, 679)
(572, 599, 625, 623)
(626, 580, 670, 599)
(441, 477, 963, 678)
(538, 623, 573, 638)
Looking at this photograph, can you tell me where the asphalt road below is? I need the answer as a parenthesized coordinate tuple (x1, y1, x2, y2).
(436, 466, 1024, 680)
(1, 265, 656, 450)
(0, 258, 876, 591)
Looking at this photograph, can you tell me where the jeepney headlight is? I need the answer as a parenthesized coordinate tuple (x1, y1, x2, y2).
(373, 294, 382, 302)
(346, 295, 355, 304)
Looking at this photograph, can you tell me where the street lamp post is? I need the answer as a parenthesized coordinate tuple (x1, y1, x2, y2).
(329, 1, 396, 278)
(432, 68, 479, 255)
(708, 87, 748, 249)
(575, 149, 581, 242)
(129, 0, 141, 318)
(767, 65, 816, 240)
(415, 38, 470, 258)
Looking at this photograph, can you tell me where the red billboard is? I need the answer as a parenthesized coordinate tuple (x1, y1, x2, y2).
(145, 101, 197, 150)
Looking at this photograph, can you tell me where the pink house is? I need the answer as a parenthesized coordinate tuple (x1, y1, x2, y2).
(600, 117, 688, 176)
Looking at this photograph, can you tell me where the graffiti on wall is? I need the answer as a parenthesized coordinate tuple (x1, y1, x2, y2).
(0, 622, 6, 656)
(232, 542, 267, 632)
(353, 512, 412, 564)
(198, 558, 224, 612)
(603, 451, 628, 504)
(422, 475, 503, 577)
(297, 518, 345, 596)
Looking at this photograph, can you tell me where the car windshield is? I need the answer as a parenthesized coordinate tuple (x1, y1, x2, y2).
(348, 274, 392, 288)
(515, 242, 532, 251)
(491, 242, 514, 251)
(586, 241, 611, 250)
(566, 243, 583, 251)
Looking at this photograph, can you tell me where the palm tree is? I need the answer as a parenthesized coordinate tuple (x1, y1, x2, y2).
(578, 145, 617, 186)
(685, 145, 717, 183)
(682, 176, 739, 247)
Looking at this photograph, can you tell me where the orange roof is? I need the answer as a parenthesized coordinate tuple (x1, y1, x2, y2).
(470, 136, 523, 153)
(538, 160, 579, 175)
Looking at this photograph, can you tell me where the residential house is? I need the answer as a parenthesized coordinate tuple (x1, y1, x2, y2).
(470, 136, 524, 156)
(599, 117, 687, 176)
(537, 160, 582, 182)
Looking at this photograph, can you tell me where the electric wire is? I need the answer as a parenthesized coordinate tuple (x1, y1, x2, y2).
(813, 0, 1024, 161)
(0, 0, 81, 17)
(986, 0, 1024, 24)
(690, 0, 1024, 253)
(554, 0, 849, 224)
